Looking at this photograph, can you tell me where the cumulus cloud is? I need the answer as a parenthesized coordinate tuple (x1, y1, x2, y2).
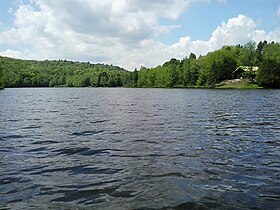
(0, 0, 279, 70)
(0, 49, 27, 59)
(0, 0, 193, 67)
(127, 14, 280, 68)
(167, 15, 280, 60)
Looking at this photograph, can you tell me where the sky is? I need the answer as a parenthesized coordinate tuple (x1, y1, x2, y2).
(0, 0, 279, 70)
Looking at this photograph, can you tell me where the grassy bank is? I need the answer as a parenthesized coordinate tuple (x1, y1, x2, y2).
(215, 79, 262, 89)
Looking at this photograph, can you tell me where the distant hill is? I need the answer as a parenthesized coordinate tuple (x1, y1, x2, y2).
(0, 56, 136, 87)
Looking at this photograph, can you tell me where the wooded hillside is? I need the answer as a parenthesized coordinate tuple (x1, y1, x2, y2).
(0, 41, 279, 88)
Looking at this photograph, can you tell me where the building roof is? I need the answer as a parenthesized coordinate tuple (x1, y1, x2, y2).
(235, 66, 259, 72)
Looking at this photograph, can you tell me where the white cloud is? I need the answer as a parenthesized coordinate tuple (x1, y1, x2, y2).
(165, 14, 280, 61)
(209, 15, 256, 49)
(0, 0, 279, 70)
(277, 4, 280, 17)
(0, 28, 22, 45)
(146, 14, 280, 66)
(0, 0, 195, 68)
(8, 7, 13, 14)
(0, 49, 26, 59)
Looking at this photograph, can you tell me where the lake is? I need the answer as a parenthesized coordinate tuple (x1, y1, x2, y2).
(0, 88, 280, 209)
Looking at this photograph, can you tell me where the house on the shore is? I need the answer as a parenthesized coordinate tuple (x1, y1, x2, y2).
(232, 66, 259, 79)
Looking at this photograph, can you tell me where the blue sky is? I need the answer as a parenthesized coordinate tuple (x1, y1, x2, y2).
(159, 0, 280, 43)
(0, 0, 279, 69)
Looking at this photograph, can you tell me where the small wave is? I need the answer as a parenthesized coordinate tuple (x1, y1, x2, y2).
(31, 165, 122, 175)
(32, 140, 58, 145)
(71, 130, 105, 136)
(54, 147, 89, 155)
(0, 148, 11, 152)
(109, 190, 140, 198)
(171, 199, 222, 210)
(78, 107, 87, 110)
(54, 179, 122, 190)
(49, 110, 59, 113)
(54, 147, 110, 156)
(0, 177, 30, 185)
(30, 167, 71, 175)
(110, 131, 119, 135)
(72, 166, 122, 175)
(3, 188, 19, 195)
(80, 149, 109, 156)
(28, 118, 41, 121)
(144, 172, 187, 179)
(20, 165, 46, 173)
(6, 198, 23, 204)
(2, 134, 25, 140)
(264, 140, 280, 146)
(146, 141, 159, 144)
(203, 168, 221, 176)
(7, 119, 20, 122)
(89, 119, 109, 124)
(21, 125, 42, 130)
(26, 147, 48, 153)
(50, 187, 117, 203)
(258, 194, 280, 200)
(147, 153, 165, 157)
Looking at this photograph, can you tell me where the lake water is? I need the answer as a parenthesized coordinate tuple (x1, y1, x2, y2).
(0, 88, 280, 209)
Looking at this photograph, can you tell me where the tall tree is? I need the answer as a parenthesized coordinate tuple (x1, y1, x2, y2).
(162, 58, 180, 87)
(240, 41, 257, 81)
(0, 62, 3, 88)
(257, 42, 280, 88)
(256, 40, 267, 64)
(189, 52, 197, 60)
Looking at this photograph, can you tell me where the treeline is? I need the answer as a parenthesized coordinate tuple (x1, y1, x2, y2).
(0, 41, 279, 88)
(0, 58, 133, 88)
(136, 41, 280, 88)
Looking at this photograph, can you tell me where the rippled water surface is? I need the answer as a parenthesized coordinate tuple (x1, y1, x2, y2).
(1, 88, 280, 209)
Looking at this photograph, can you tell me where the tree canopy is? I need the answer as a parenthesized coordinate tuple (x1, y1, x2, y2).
(0, 58, 132, 88)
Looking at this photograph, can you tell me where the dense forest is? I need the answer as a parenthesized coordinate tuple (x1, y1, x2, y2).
(0, 41, 279, 89)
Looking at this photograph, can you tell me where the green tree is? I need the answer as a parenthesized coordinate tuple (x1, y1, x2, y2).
(189, 52, 197, 60)
(208, 61, 217, 86)
(89, 72, 100, 87)
(257, 59, 280, 88)
(196, 47, 237, 86)
(240, 41, 257, 81)
(181, 57, 199, 86)
(0, 61, 4, 88)
(263, 42, 280, 61)
(99, 71, 109, 87)
(131, 69, 138, 87)
(256, 40, 267, 64)
(162, 58, 180, 87)
(257, 42, 280, 88)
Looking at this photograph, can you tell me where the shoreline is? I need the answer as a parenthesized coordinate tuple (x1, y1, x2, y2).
(0, 85, 265, 90)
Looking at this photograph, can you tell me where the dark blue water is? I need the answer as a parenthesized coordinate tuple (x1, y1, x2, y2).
(0, 88, 280, 209)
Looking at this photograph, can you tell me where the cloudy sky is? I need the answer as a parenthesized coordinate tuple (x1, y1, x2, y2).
(0, 0, 279, 70)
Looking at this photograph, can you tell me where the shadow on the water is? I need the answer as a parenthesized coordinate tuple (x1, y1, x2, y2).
(135, 197, 223, 210)
(135, 192, 280, 210)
